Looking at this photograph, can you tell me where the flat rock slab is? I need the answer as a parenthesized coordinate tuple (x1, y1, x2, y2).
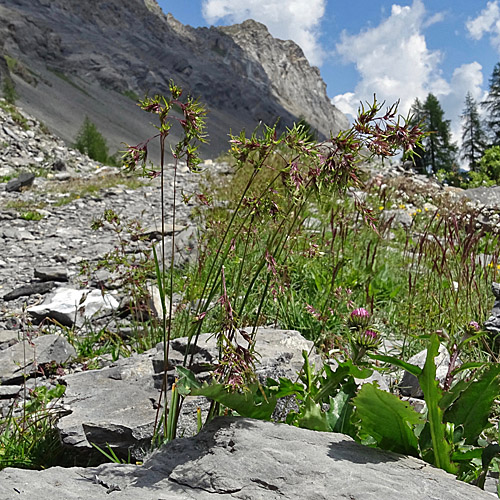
(27, 287, 120, 327)
(56, 328, 318, 462)
(0, 417, 493, 500)
(0, 333, 76, 384)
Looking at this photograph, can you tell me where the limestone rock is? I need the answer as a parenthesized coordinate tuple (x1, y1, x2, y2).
(399, 343, 453, 398)
(0, 333, 76, 384)
(5, 172, 35, 192)
(0, 417, 493, 499)
(34, 266, 68, 282)
(3, 281, 56, 301)
(27, 287, 120, 327)
(485, 282, 500, 335)
(55, 328, 319, 463)
(464, 186, 500, 208)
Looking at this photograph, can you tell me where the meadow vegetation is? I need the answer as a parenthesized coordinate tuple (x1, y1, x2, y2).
(2, 85, 500, 494)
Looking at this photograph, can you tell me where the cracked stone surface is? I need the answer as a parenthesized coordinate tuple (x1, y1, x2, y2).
(0, 417, 494, 499)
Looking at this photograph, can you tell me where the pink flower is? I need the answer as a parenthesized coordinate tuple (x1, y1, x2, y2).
(468, 320, 480, 332)
(356, 329, 381, 350)
(348, 307, 371, 329)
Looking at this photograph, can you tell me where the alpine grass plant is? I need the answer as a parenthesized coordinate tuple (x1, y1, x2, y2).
(121, 81, 207, 443)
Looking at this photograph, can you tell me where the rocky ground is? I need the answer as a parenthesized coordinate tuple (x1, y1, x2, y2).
(1, 101, 500, 497)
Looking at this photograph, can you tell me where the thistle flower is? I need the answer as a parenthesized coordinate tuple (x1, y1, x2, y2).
(356, 328, 381, 349)
(468, 320, 480, 332)
(348, 307, 371, 329)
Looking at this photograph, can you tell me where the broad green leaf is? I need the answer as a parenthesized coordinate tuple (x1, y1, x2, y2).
(338, 359, 373, 379)
(314, 364, 350, 403)
(191, 381, 277, 420)
(368, 354, 422, 377)
(353, 383, 423, 456)
(295, 396, 330, 432)
(450, 362, 485, 377)
(418, 333, 457, 473)
(176, 366, 201, 396)
(445, 364, 500, 444)
(265, 377, 305, 399)
(326, 379, 357, 435)
(438, 378, 473, 411)
(451, 448, 484, 461)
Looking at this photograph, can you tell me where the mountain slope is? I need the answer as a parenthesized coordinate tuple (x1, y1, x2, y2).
(0, 0, 348, 160)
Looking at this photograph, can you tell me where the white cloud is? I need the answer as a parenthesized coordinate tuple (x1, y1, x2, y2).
(201, 0, 326, 66)
(331, 0, 484, 148)
(466, 1, 500, 52)
(333, 0, 448, 118)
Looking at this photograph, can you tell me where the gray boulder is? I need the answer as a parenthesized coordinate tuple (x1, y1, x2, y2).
(485, 282, 500, 335)
(0, 417, 493, 499)
(5, 172, 35, 192)
(464, 186, 500, 208)
(0, 333, 75, 384)
(56, 328, 320, 463)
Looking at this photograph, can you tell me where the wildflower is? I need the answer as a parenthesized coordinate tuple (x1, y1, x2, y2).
(379, 206, 384, 211)
(467, 320, 480, 333)
(348, 307, 371, 329)
(356, 328, 381, 349)
(416, 208, 422, 213)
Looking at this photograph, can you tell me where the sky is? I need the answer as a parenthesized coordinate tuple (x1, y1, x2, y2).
(156, 0, 500, 145)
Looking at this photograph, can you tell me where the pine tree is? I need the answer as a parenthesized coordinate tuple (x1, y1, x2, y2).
(460, 92, 486, 171)
(410, 94, 457, 174)
(482, 63, 500, 146)
(409, 98, 427, 174)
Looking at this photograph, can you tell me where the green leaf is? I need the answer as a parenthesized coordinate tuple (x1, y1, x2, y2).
(450, 362, 485, 377)
(295, 396, 330, 432)
(445, 364, 500, 444)
(314, 364, 350, 403)
(438, 378, 472, 412)
(326, 379, 357, 435)
(338, 358, 373, 379)
(418, 333, 457, 473)
(176, 366, 201, 396)
(190, 381, 277, 420)
(353, 383, 423, 456)
(368, 354, 422, 377)
(269, 377, 305, 399)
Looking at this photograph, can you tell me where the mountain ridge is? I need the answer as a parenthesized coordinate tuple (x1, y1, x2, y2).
(0, 0, 348, 160)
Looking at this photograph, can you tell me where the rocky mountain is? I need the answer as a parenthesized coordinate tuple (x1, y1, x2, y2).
(0, 0, 348, 160)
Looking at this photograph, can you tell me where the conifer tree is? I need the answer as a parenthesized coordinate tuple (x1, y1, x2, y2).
(409, 98, 427, 174)
(482, 62, 500, 146)
(461, 92, 486, 171)
(74, 116, 110, 164)
(410, 94, 457, 174)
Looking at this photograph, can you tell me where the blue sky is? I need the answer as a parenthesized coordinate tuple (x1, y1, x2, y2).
(157, 0, 500, 142)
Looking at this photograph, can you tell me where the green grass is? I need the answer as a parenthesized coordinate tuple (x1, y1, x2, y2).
(20, 211, 44, 221)
(48, 68, 91, 97)
(0, 385, 66, 469)
(0, 100, 29, 130)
